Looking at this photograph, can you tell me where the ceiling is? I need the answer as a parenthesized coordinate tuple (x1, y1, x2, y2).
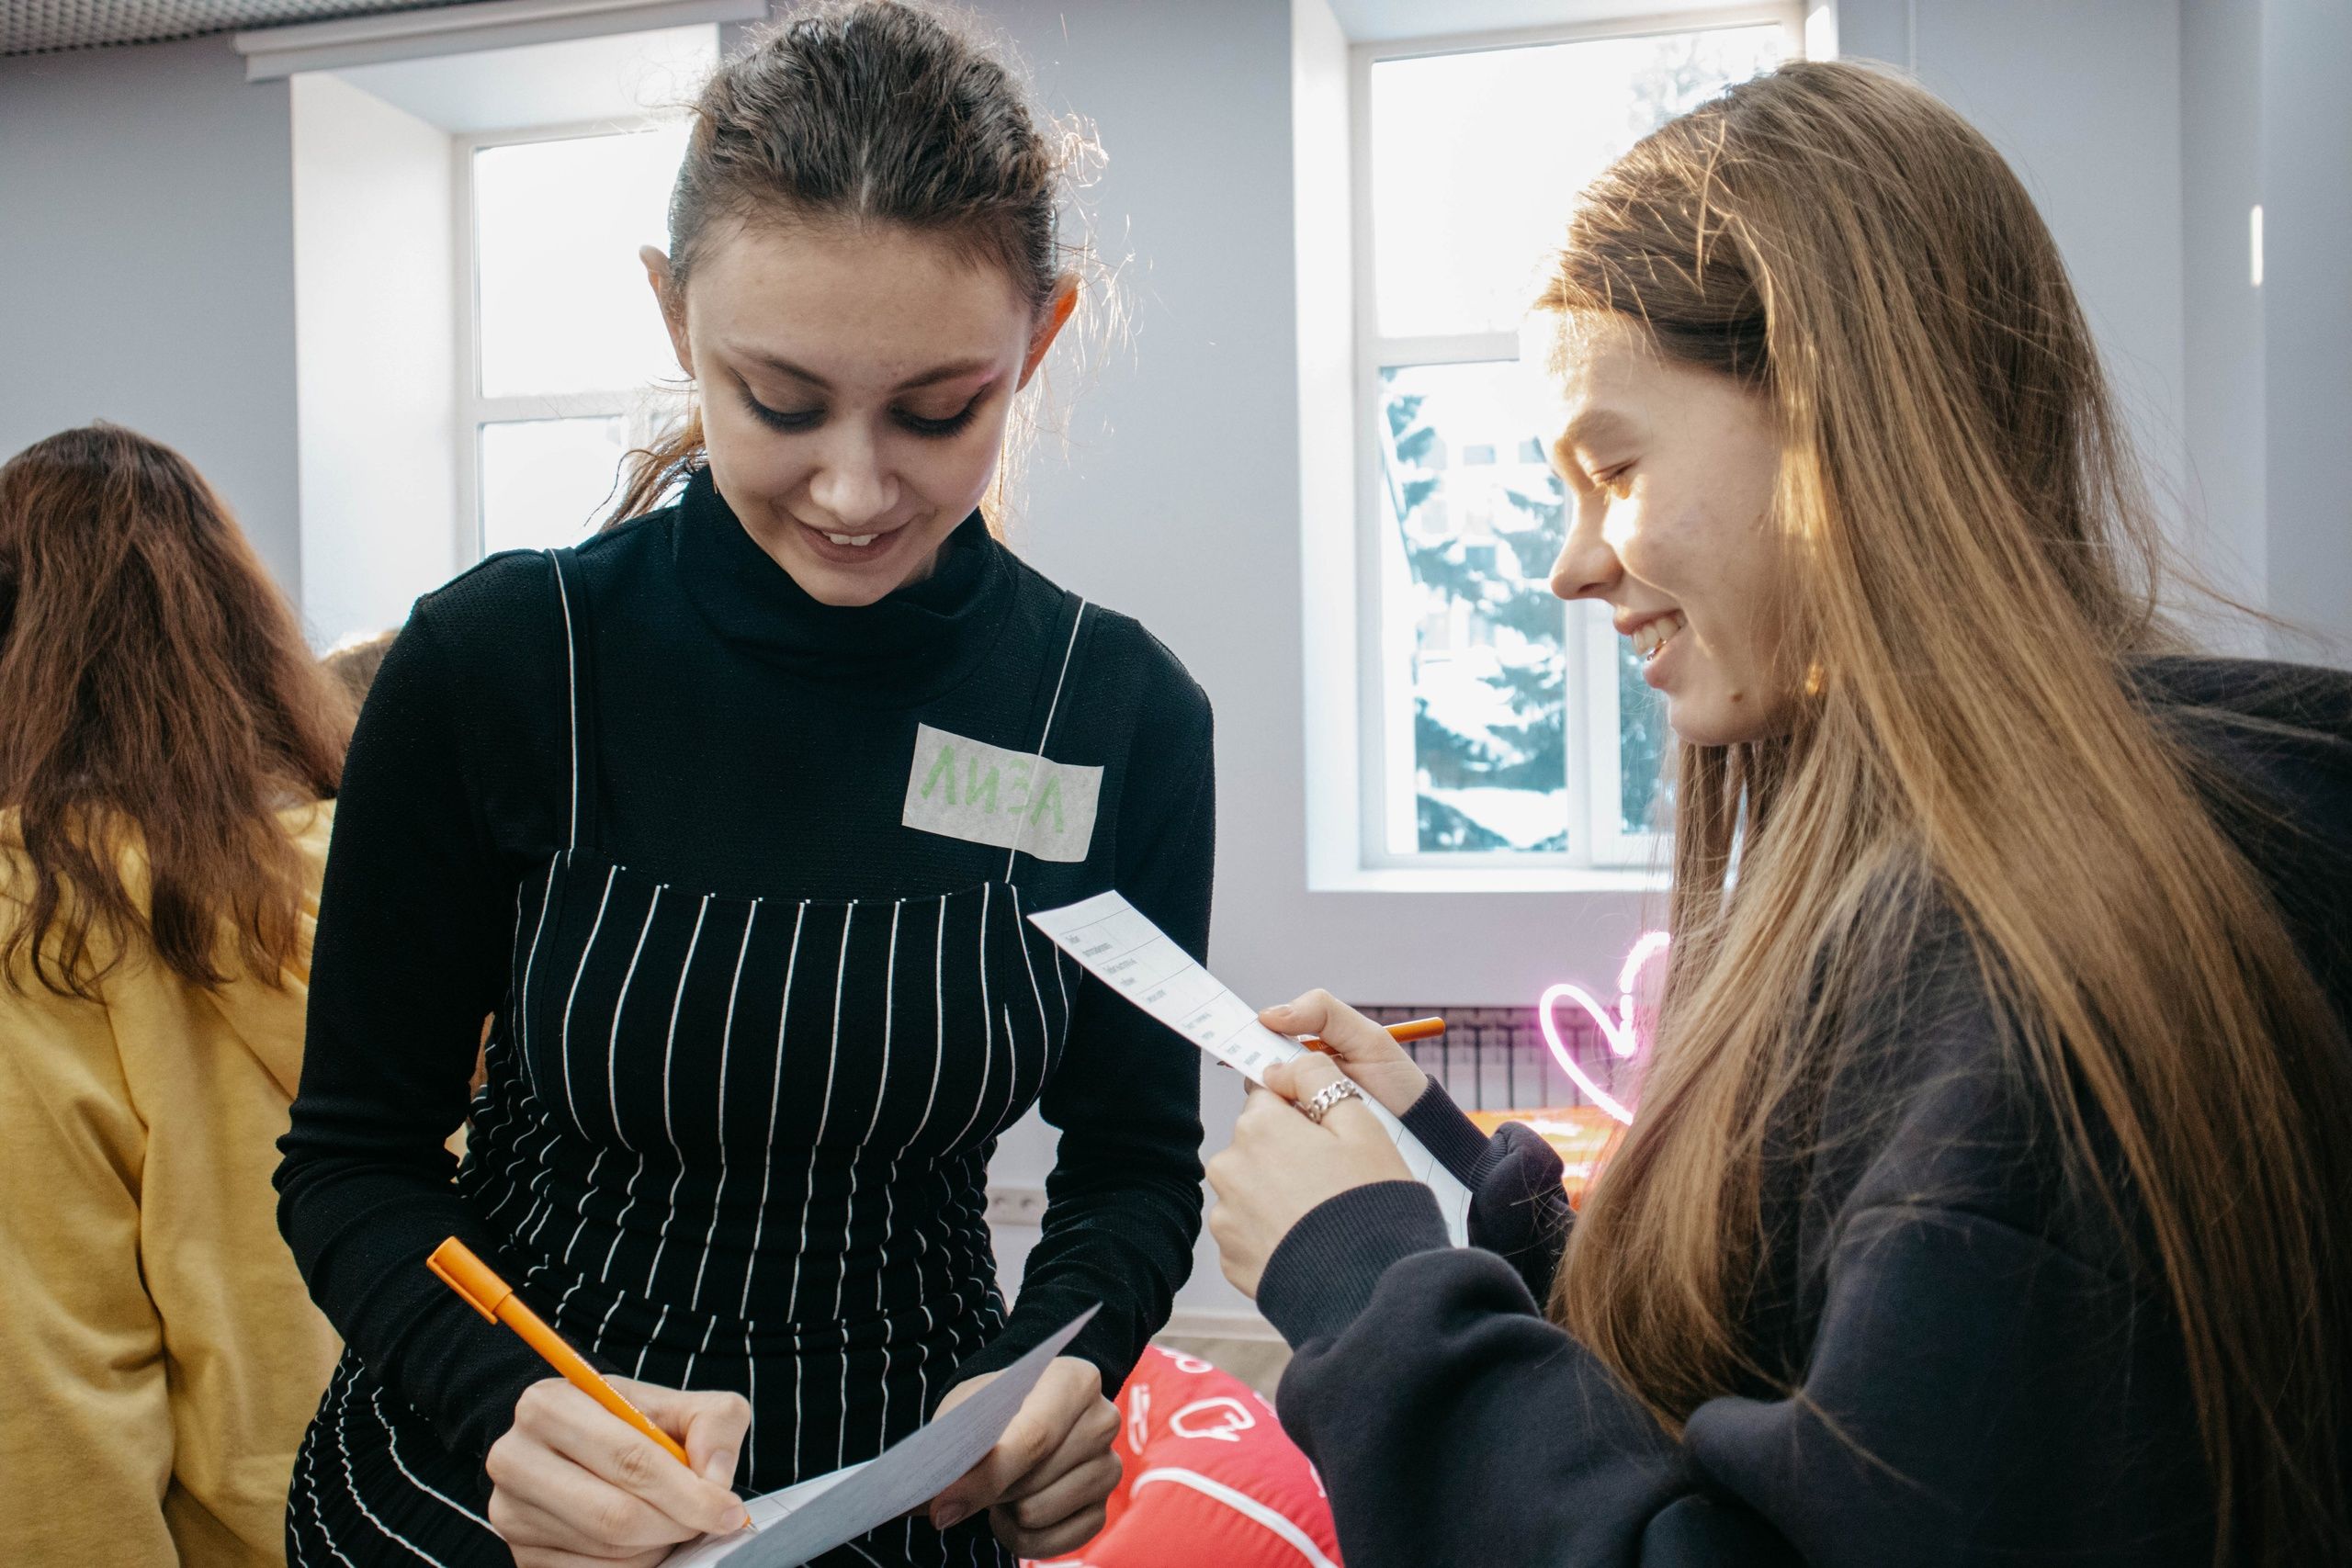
(1, 0, 490, 56)
(1329, 0, 1805, 45)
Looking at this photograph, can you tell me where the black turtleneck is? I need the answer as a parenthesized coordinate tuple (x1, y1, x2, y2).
(277, 469, 1215, 1453)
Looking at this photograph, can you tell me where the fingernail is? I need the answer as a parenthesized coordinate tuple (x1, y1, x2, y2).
(933, 1505, 967, 1530)
(704, 1450, 737, 1485)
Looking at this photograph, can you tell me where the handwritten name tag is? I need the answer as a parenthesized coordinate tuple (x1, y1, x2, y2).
(901, 724, 1102, 863)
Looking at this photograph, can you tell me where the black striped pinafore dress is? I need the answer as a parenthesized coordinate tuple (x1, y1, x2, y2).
(287, 547, 1091, 1568)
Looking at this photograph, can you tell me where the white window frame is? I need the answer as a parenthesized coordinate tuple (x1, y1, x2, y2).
(453, 116, 692, 560)
(1348, 6, 1802, 878)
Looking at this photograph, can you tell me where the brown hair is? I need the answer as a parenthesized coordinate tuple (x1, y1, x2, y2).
(0, 423, 348, 997)
(322, 627, 399, 711)
(1538, 62, 2350, 1562)
(608, 0, 1086, 526)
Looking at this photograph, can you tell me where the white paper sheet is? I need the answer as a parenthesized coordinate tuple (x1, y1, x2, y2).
(662, 1305, 1098, 1568)
(1027, 891, 1472, 1247)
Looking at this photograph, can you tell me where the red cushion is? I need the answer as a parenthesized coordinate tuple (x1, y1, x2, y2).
(1027, 1346, 1343, 1568)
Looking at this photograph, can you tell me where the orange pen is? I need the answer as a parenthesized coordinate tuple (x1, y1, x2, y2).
(1303, 1015, 1446, 1055)
(427, 1236, 691, 1467)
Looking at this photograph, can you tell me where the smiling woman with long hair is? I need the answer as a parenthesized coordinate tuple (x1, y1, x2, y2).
(1206, 61, 2352, 1568)
(0, 423, 348, 1566)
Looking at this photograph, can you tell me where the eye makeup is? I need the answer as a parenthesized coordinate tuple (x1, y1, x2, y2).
(734, 378, 989, 440)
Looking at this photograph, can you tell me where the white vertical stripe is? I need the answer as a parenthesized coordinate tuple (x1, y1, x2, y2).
(1003, 599, 1088, 879)
(860, 902, 903, 1476)
(789, 904, 854, 1321)
(944, 886, 994, 1152)
(900, 897, 949, 1162)
(647, 895, 711, 1293)
(601, 886, 662, 1284)
(691, 900, 760, 1313)
(483, 864, 562, 1226)
(548, 549, 582, 851)
(744, 904, 808, 1483)
(682, 1313, 718, 1389)
(551, 1148, 608, 1269)
(741, 905, 807, 1316)
(1001, 1005, 1023, 1134)
(515, 856, 561, 1078)
(905, 1300, 935, 1564)
(591, 1288, 626, 1358)
(634, 1303, 670, 1379)
(788, 902, 856, 1479)
(1007, 886, 1054, 1115)
(300, 1395, 361, 1568)
(559, 864, 619, 1134)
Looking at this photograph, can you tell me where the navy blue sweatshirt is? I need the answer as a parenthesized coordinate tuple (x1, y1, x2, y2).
(1256, 657, 2352, 1567)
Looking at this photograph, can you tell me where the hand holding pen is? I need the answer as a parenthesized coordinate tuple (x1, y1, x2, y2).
(429, 1239, 753, 1565)
(1269, 998, 1440, 1119)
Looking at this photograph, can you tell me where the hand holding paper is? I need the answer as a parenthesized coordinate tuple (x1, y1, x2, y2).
(1025, 892, 1472, 1246)
(662, 1305, 1098, 1568)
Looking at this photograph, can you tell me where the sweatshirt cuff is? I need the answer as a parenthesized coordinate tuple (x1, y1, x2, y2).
(1257, 1180, 1452, 1349)
(1398, 1077, 1496, 1187)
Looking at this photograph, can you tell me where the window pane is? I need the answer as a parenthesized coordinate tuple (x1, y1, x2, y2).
(1381, 362, 1571, 854)
(475, 125, 690, 398)
(480, 416, 628, 555)
(1616, 636, 1670, 835)
(1368, 24, 1785, 338)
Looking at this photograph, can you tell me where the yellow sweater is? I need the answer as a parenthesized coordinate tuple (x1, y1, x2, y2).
(0, 803, 340, 1567)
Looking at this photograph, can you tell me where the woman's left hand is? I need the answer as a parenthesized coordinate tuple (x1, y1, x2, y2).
(922, 1356, 1120, 1558)
(1206, 1054, 1413, 1299)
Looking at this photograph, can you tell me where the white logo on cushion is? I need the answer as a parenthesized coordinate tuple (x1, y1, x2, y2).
(1170, 1396, 1257, 1444)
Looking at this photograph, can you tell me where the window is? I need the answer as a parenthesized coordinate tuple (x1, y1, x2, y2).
(1355, 15, 1796, 871)
(458, 118, 694, 558)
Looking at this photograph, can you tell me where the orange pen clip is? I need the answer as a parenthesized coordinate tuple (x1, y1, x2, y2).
(1303, 1016, 1446, 1055)
(427, 1237, 692, 1467)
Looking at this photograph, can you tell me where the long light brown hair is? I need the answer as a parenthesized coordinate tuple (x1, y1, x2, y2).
(0, 423, 348, 997)
(607, 0, 1091, 529)
(1540, 62, 2350, 1562)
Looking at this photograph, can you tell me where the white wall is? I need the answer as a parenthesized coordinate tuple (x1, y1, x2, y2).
(291, 72, 461, 649)
(0, 33, 304, 599)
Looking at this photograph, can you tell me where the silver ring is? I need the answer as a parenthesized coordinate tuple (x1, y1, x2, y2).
(1299, 1078, 1364, 1125)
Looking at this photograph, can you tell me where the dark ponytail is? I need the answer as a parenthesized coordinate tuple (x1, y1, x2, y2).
(608, 0, 1082, 527)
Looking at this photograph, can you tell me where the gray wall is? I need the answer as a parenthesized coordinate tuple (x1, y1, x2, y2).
(0, 34, 303, 597)
(1838, 0, 2352, 661)
(2256, 0, 2352, 657)
(2180, 0, 2267, 620)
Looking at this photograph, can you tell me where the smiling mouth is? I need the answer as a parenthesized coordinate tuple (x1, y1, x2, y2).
(1630, 612, 1687, 663)
(797, 518, 899, 552)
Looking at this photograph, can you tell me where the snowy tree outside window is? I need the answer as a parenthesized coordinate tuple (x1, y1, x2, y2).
(1363, 19, 1792, 864)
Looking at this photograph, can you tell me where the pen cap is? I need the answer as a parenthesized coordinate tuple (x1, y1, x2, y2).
(426, 1237, 514, 1322)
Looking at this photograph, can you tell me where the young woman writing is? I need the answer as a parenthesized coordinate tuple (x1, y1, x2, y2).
(276, 7, 1214, 1564)
(1, 423, 348, 1565)
(1209, 62, 2351, 1568)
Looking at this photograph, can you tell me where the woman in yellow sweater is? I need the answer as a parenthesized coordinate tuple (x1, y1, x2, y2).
(0, 424, 351, 1565)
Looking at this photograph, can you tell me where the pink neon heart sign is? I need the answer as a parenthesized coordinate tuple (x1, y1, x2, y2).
(1536, 931, 1668, 1125)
